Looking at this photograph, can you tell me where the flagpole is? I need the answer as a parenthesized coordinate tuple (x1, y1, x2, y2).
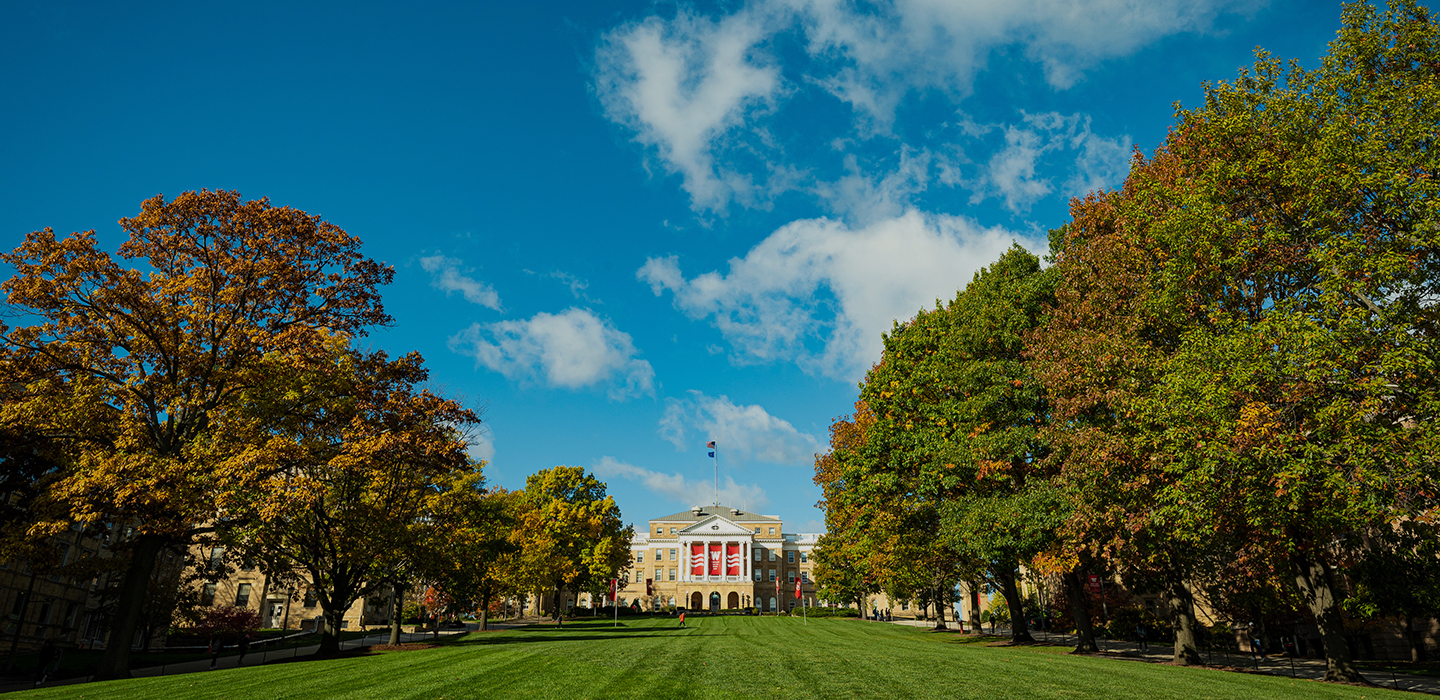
(713, 443, 718, 507)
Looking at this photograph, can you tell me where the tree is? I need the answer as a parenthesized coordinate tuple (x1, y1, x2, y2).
(850, 246, 1058, 641)
(511, 467, 631, 620)
(812, 401, 880, 612)
(241, 342, 479, 654)
(0, 190, 392, 678)
(1032, 1, 1440, 681)
(419, 480, 523, 631)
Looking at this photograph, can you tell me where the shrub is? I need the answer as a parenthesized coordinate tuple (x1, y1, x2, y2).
(196, 605, 261, 640)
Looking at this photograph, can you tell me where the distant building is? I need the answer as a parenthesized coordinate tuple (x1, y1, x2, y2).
(609, 504, 821, 613)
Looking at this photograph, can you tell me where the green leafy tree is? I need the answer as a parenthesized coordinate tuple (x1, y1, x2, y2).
(419, 481, 523, 631)
(1033, 1, 1440, 681)
(512, 467, 632, 620)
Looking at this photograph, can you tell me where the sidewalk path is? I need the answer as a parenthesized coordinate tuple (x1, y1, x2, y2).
(2, 628, 473, 694)
(874, 619, 1439, 695)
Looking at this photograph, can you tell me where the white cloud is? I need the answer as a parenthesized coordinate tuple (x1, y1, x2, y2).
(449, 307, 655, 400)
(659, 391, 819, 464)
(594, 456, 770, 511)
(639, 209, 1035, 380)
(467, 428, 495, 463)
(963, 111, 1134, 212)
(595, 0, 1254, 212)
(418, 254, 502, 311)
(596, 7, 784, 211)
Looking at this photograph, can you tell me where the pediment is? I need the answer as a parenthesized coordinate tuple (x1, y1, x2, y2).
(678, 515, 753, 536)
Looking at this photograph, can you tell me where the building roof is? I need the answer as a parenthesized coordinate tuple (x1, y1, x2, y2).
(651, 505, 780, 523)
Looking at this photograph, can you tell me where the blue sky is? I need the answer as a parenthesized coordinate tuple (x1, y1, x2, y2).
(1, 0, 1363, 533)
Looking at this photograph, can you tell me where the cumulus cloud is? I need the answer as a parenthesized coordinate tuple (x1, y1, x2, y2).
(594, 456, 770, 511)
(963, 111, 1133, 212)
(449, 308, 655, 400)
(418, 254, 502, 310)
(639, 210, 1035, 380)
(658, 391, 820, 464)
(595, 0, 1253, 211)
(596, 7, 784, 211)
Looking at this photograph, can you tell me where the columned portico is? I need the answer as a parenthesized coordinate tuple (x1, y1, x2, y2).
(620, 505, 815, 614)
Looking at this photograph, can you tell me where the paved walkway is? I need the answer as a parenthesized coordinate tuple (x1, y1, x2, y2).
(1, 627, 475, 694)
(875, 619, 1439, 695)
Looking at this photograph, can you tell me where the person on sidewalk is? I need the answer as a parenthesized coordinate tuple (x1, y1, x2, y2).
(208, 636, 223, 669)
(32, 639, 56, 687)
(237, 633, 251, 665)
(1135, 623, 1148, 651)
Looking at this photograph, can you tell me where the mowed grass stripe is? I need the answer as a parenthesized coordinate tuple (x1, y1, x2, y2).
(15, 617, 1383, 699)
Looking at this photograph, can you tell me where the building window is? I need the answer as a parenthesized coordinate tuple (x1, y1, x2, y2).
(768, 597, 777, 612)
(655, 569, 662, 582)
(236, 583, 252, 607)
(787, 551, 795, 563)
(669, 569, 676, 581)
(635, 570, 643, 583)
(769, 550, 776, 562)
(208, 546, 224, 571)
(788, 571, 795, 583)
(901, 601, 909, 611)
(800, 553, 808, 563)
(768, 569, 776, 582)
(656, 526, 663, 535)
(753, 548, 761, 561)
(753, 527, 760, 534)
(768, 527, 775, 535)
(753, 570, 761, 581)
(670, 548, 677, 560)
(200, 584, 216, 606)
(637, 551, 644, 563)
(241, 556, 255, 571)
(801, 572, 809, 582)
(304, 589, 318, 608)
(669, 527, 676, 535)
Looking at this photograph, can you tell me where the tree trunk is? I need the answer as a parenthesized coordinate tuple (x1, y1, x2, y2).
(1292, 553, 1366, 684)
(94, 534, 165, 680)
(969, 584, 983, 635)
(318, 582, 356, 654)
(1063, 570, 1099, 653)
(994, 566, 1034, 643)
(480, 588, 492, 631)
(1166, 579, 1202, 666)
(387, 582, 403, 646)
(933, 585, 948, 630)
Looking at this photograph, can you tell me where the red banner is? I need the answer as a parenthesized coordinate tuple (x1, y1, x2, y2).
(690, 543, 705, 576)
(708, 543, 722, 576)
(725, 543, 740, 576)
(795, 578, 802, 599)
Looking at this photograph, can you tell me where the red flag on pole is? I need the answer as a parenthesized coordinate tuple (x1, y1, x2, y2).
(646, 578, 653, 596)
(795, 578, 802, 600)
(609, 578, 617, 601)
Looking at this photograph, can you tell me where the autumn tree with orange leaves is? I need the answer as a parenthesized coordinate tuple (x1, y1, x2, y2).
(0, 190, 393, 678)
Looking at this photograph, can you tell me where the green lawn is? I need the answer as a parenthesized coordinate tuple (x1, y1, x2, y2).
(14, 617, 1392, 699)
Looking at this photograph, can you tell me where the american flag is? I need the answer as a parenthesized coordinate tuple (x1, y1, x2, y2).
(706, 440, 716, 448)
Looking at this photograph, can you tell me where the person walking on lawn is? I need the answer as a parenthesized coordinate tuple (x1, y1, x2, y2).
(238, 633, 251, 665)
(678, 611, 686, 628)
(32, 640, 56, 687)
(208, 636, 223, 670)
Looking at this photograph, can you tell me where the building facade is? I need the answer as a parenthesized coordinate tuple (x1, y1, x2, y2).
(613, 505, 821, 613)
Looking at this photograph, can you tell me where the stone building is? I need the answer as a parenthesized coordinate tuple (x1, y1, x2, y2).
(611, 504, 821, 613)
(190, 543, 393, 633)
